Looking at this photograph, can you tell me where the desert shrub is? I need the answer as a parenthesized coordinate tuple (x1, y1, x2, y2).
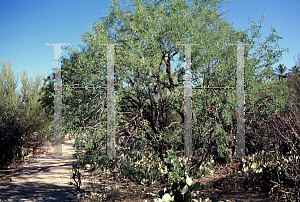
(232, 149, 300, 201)
(154, 174, 217, 202)
(0, 115, 24, 167)
(72, 126, 189, 185)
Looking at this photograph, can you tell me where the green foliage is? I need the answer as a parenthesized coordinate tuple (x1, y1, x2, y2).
(0, 1, 298, 200)
(34, 1, 297, 198)
(154, 174, 216, 202)
(196, 158, 215, 178)
(162, 149, 192, 184)
(0, 59, 53, 167)
(233, 149, 300, 201)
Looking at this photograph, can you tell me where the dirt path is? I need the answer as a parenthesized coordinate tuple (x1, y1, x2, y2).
(0, 139, 79, 202)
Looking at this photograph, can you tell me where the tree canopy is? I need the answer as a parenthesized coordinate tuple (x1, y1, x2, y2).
(36, 0, 298, 184)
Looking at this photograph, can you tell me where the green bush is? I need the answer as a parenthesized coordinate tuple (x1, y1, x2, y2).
(154, 174, 217, 202)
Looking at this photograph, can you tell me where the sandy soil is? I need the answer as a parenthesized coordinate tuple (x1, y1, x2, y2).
(0, 139, 78, 202)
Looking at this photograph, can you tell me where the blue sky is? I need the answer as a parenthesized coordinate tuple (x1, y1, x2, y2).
(0, 0, 299, 96)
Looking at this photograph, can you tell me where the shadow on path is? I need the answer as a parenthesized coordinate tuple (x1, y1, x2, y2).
(0, 181, 76, 202)
(0, 140, 79, 202)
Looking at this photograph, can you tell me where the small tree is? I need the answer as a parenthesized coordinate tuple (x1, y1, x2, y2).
(0, 58, 52, 167)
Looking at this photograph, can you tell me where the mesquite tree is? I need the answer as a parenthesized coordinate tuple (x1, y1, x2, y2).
(38, 0, 295, 184)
